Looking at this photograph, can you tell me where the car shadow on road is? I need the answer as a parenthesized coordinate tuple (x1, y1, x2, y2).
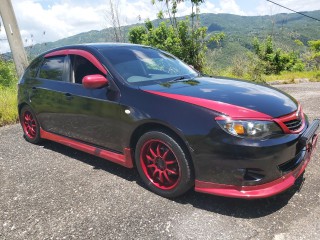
(42, 140, 304, 219)
(41, 141, 140, 182)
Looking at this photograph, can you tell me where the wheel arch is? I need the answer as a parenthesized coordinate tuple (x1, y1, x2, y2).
(129, 122, 195, 171)
(18, 102, 29, 115)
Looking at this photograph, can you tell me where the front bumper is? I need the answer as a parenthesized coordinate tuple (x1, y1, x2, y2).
(194, 119, 319, 199)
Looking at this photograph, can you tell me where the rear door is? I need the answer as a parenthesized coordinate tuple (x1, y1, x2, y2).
(29, 55, 71, 134)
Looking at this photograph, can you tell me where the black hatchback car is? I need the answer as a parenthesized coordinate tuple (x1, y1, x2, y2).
(18, 43, 319, 198)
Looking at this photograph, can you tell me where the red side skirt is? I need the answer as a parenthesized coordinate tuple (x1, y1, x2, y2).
(40, 128, 133, 168)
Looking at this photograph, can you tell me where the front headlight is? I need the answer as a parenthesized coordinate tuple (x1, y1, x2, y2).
(216, 119, 283, 138)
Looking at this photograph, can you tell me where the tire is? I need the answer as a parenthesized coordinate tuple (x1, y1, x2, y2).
(20, 105, 42, 144)
(135, 131, 194, 198)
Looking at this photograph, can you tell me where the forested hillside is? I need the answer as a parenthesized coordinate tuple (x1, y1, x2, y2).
(200, 11, 320, 69)
(25, 10, 320, 70)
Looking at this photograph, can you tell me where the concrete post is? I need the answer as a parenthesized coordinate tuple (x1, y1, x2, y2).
(0, 0, 28, 77)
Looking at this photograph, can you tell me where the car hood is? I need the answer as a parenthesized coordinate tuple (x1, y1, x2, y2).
(139, 77, 298, 118)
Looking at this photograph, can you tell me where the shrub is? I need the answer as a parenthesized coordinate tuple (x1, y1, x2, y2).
(0, 59, 17, 89)
(0, 59, 18, 126)
(252, 36, 305, 75)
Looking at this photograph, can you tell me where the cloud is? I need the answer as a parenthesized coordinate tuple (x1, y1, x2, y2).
(116, 0, 158, 24)
(174, 0, 245, 16)
(217, 0, 246, 15)
(256, 0, 320, 15)
(1, 0, 320, 53)
(0, 0, 106, 52)
(200, 1, 219, 14)
(13, 0, 107, 44)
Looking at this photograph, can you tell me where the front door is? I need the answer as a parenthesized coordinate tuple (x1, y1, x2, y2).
(53, 53, 124, 152)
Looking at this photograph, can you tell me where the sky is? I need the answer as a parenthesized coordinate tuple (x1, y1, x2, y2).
(1, 0, 320, 53)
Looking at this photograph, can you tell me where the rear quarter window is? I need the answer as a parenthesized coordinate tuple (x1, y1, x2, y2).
(23, 56, 43, 79)
(39, 56, 65, 81)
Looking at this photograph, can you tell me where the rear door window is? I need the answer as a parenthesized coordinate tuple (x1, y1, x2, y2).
(39, 56, 65, 81)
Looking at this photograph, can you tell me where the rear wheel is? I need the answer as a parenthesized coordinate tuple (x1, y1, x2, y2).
(20, 105, 42, 144)
(135, 131, 193, 198)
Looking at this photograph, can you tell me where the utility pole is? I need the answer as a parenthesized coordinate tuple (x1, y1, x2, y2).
(0, 0, 28, 77)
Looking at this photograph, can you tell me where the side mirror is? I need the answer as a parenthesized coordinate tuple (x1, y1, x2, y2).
(82, 74, 109, 89)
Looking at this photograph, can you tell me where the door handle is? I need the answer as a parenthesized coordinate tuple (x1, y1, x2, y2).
(65, 93, 73, 100)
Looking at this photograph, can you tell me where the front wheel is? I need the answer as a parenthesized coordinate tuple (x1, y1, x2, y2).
(19, 105, 42, 144)
(135, 131, 193, 198)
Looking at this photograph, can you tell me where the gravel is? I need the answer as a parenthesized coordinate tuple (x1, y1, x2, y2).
(0, 82, 320, 240)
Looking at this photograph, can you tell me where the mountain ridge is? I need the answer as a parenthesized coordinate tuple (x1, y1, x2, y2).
(25, 10, 320, 68)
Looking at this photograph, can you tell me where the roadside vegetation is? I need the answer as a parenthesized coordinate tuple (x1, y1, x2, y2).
(0, 59, 18, 126)
(205, 38, 320, 83)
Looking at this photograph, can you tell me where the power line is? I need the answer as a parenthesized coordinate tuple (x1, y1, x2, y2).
(266, 0, 320, 22)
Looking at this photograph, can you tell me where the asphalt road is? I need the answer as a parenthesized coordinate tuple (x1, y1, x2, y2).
(1, 82, 320, 240)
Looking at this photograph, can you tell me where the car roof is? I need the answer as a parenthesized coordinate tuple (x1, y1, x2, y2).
(43, 43, 151, 55)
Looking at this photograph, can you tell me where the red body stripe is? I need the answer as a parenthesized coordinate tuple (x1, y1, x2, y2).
(195, 134, 318, 199)
(40, 129, 133, 168)
(44, 49, 107, 75)
(144, 90, 272, 119)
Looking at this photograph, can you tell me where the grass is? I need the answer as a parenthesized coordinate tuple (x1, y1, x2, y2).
(204, 68, 320, 83)
(0, 87, 18, 127)
(264, 70, 320, 82)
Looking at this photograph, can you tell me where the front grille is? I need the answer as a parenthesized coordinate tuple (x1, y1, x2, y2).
(284, 119, 302, 131)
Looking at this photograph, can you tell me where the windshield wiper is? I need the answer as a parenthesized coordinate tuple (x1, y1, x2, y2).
(167, 76, 189, 83)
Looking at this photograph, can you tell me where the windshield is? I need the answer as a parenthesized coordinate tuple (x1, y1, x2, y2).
(99, 46, 198, 85)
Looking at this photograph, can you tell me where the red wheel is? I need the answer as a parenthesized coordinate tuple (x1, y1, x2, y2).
(140, 139, 181, 190)
(135, 131, 193, 198)
(20, 105, 41, 144)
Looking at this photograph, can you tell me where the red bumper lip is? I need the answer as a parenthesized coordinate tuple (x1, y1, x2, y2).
(195, 134, 318, 199)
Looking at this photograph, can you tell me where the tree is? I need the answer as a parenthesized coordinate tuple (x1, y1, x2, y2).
(128, 0, 224, 71)
(252, 36, 304, 74)
(308, 40, 320, 70)
(106, 0, 124, 42)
